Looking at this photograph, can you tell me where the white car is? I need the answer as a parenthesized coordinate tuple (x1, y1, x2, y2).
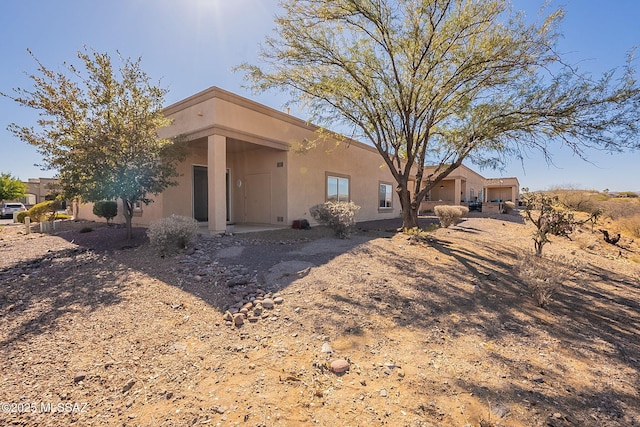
(1, 203, 27, 219)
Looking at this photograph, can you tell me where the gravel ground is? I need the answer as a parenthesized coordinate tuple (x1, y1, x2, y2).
(1, 215, 639, 427)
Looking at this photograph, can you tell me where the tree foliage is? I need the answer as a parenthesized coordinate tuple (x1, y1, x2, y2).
(0, 173, 27, 202)
(4, 48, 186, 238)
(239, 0, 640, 228)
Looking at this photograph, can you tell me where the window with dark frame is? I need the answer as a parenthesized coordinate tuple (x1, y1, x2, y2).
(379, 183, 393, 208)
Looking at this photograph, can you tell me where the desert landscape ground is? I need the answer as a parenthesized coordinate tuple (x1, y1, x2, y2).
(1, 210, 639, 427)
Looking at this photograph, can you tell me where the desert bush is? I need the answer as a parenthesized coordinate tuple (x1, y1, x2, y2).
(93, 200, 118, 224)
(521, 189, 576, 256)
(620, 215, 640, 238)
(27, 199, 61, 222)
(309, 201, 360, 238)
(554, 189, 599, 213)
(503, 201, 516, 213)
(517, 252, 581, 308)
(147, 214, 199, 256)
(434, 205, 466, 228)
(603, 198, 640, 220)
(16, 211, 29, 223)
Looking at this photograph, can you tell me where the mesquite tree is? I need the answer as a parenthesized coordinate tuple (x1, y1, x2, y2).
(239, 0, 640, 229)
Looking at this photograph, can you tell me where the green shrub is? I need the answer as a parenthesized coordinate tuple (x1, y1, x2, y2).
(147, 215, 199, 256)
(93, 200, 118, 223)
(27, 200, 61, 222)
(309, 201, 361, 238)
(16, 211, 29, 223)
(434, 205, 466, 228)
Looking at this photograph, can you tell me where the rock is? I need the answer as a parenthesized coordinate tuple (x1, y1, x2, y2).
(492, 402, 510, 419)
(247, 316, 259, 323)
(223, 311, 233, 322)
(380, 388, 388, 397)
(262, 298, 275, 309)
(321, 343, 333, 353)
(73, 372, 87, 383)
(253, 305, 263, 316)
(233, 314, 244, 327)
(532, 375, 545, 383)
(122, 380, 136, 393)
(274, 296, 284, 304)
(330, 359, 350, 374)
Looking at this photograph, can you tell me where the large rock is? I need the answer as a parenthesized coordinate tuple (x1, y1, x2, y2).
(330, 359, 350, 374)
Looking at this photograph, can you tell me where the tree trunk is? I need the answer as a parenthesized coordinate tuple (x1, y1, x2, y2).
(398, 187, 418, 229)
(122, 199, 133, 240)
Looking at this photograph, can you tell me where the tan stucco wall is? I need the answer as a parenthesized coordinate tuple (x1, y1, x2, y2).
(286, 139, 399, 224)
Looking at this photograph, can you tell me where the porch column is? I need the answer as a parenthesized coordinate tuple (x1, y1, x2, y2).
(208, 134, 227, 234)
(454, 178, 462, 205)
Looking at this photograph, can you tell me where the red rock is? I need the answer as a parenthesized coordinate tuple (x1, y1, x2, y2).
(330, 359, 350, 374)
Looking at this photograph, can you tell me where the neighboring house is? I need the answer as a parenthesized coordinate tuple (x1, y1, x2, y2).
(23, 178, 60, 207)
(76, 87, 519, 231)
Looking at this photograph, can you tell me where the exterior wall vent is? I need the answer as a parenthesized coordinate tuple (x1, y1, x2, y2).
(277, 162, 284, 168)
(277, 216, 284, 222)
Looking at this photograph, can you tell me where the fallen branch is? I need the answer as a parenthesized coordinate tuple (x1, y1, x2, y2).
(599, 229, 621, 245)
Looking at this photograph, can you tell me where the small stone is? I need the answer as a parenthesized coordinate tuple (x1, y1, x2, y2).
(397, 368, 405, 378)
(273, 296, 284, 304)
(222, 311, 233, 321)
(380, 388, 388, 397)
(233, 314, 244, 327)
(321, 343, 333, 353)
(122, 380, 136, 393)
(247, 316, 259, 323)
(330, 359, 350, 374)
(73, 372, 87, 383)
(532, 375, 545, 383)
(262, 298, 275, 309)
(253, 305, 263, 316)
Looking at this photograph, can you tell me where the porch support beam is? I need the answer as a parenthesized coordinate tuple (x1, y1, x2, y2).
(454, 178, 462, 205)
(207, 134, 227, 234)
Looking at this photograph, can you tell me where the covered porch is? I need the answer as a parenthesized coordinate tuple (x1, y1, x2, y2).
(176, 133, 289, 235)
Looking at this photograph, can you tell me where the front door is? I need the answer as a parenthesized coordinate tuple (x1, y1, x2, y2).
(193, 166, 208, 222)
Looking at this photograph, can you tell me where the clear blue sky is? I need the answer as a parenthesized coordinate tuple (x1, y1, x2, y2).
(0, 0, 638, 191)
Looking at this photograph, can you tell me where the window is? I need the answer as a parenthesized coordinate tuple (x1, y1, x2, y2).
(379, 183, 393, 209)
(327, 174, 350, 202)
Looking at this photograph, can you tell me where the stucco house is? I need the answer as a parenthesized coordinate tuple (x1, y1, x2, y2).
(76, 87, 518, 231)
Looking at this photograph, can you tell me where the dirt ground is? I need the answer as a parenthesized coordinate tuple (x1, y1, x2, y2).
(1, 212, 639, 427)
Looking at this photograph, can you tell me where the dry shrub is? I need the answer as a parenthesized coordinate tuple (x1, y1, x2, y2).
(503, 201, 516, 213)
(604, 198, 640, 220)
(309, 201, 360, 238)
(435, 205, 467, 228)
(619, 215, 640, 238)
(147, 214, 199, 256)
(516, 252, 581, 308)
